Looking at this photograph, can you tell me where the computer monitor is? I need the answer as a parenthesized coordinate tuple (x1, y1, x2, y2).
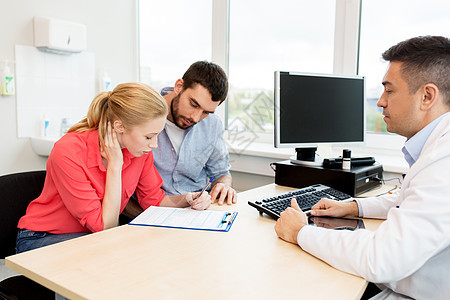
(274, 71, 365, 165)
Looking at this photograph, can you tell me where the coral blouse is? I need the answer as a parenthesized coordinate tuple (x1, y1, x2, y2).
(18, 130, 165, 234)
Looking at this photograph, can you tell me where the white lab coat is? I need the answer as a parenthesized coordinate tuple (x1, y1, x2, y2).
(298, 113, 450, 299)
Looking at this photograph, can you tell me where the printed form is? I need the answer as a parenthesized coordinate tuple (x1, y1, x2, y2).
(129, 206, 237, 232)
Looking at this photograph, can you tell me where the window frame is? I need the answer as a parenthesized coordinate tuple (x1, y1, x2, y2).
(211, 0, 405, 154)
(137, 0, 406, 160)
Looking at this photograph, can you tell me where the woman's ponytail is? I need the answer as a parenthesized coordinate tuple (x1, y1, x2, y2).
(67, 83, 168, 148)
(68, 92, 111, 147)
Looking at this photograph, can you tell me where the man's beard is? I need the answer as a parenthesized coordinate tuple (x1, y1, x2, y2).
(171, 94, 196, 129)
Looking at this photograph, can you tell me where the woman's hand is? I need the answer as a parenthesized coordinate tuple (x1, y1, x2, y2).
(100, 122, 123, 230)
(101, 122, 123, 169)
(186, 192, 211, 210)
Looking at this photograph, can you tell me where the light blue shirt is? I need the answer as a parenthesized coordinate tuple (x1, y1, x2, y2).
(402, 112, 449, 168)
(152, 113, 231, 195)
(355, 112, 450, 216)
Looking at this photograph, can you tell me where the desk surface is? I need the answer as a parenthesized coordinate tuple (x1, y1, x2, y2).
(6, 184, 382, 300)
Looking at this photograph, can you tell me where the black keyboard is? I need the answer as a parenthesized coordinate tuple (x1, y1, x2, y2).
(248, 184, 352, 220)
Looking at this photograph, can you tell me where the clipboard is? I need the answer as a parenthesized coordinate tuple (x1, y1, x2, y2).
(129, 206, 238, 232)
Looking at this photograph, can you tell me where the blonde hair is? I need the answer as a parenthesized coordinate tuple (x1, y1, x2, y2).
(68, 82, 168, 148)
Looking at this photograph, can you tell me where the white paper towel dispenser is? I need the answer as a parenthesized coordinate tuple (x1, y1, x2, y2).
(34, 16, 87, 54)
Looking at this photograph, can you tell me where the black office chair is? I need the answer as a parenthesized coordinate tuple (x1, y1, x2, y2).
(0, 170, 54, 300)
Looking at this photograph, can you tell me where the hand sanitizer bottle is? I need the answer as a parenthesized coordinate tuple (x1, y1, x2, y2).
(99, 70, 112, 92)
(60, 118, 70, 137)
(1, 60, 15, 96)
(41, 114, 50, 138)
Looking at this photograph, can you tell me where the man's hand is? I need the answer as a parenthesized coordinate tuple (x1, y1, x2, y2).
(186, 192, 211, 210)
(310, 198, 359, 217)
(275, 198, 308, 244)
(210, 182, 237, 205)
(309, 216, 359, 230)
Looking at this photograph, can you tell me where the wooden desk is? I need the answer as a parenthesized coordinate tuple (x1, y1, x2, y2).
(6, 184, 382, 299)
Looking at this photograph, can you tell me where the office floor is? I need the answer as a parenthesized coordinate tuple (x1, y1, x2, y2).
(0, 259, 18, 280)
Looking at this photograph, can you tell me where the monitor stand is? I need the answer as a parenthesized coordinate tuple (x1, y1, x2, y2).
(290, 147, 323, 167)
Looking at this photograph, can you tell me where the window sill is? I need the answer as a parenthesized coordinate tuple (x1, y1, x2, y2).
(226, 140, 408, 177)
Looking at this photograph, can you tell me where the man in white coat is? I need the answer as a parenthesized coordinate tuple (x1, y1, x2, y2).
(275, 35, 450, 300)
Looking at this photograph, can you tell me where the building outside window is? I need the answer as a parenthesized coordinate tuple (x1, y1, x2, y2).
(138, 0, 212, 92)
(139, 0, 450, 151)
(359, 0, 450, 135)
(227, 0, 335, 137)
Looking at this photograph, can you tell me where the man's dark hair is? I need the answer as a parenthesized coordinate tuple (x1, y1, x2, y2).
(382, 35, 450, 106)
(182, 61, 228, 103)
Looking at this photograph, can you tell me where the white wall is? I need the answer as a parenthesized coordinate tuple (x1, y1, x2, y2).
(0, 0, 404, 194)
(0, 0, 138, 175)
(230, 171, 275, 193)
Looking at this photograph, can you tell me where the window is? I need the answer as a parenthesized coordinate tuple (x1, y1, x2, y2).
(227, 0, 336, 136)
(359, 0, 450, 134)
(138, 0, 449, 157)
(138, 0, 212, 92)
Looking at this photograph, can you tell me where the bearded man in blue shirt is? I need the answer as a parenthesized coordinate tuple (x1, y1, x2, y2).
(152, 61, 237, 205)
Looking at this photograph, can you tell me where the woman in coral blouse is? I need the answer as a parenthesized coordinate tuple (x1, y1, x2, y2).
(17, 83, 210, 253)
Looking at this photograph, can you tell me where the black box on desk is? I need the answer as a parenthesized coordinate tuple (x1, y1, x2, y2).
(273, 160, 383, 196)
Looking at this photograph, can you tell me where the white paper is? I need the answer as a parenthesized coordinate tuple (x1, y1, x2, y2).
(129, 206, 236, 231)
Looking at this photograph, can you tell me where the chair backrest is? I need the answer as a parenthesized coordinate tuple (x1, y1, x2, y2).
(0, 171, 46, 258)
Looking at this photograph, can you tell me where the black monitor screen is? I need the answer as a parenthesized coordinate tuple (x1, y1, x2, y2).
(275, 71, 365, 147)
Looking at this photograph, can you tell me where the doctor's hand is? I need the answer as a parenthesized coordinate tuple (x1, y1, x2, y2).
(275, 198, 308, 244)
(185, 192, 211, 210)
(310, 198, 359, 218)
(309, 216, 359, 230)
(100, 121, 123, 169)
(209, 183, 237, 206)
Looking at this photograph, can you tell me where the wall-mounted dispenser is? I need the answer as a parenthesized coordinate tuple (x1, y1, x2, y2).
(33, 16, 87, 55)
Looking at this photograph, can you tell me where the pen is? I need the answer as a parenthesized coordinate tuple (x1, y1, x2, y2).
(193, 177, 215, 200)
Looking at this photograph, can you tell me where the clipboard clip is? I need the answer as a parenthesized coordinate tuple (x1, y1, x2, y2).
(221, 213, 231, 223)
(228, 212, 237, 224)
(221, 212, 236, 224)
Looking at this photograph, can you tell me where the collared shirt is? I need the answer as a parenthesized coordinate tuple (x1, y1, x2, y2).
(298, 112, 450, 299)
(402, 111, 450, 167)
(18, 130, 165, 234)
(152, 113, 231, 195)
(354, 111, 450, 217)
